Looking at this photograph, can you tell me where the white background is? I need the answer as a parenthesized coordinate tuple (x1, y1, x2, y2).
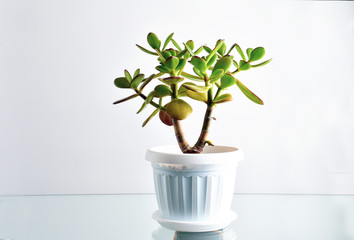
(0, 0, 353, 196)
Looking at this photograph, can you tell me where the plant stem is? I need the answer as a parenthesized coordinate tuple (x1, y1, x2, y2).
(134, 90, 163, 110)
(172, 118, 193, 153)
(192, 104, 215, 153)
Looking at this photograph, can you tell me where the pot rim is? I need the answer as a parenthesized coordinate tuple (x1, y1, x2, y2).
(145, 145, 243, 165)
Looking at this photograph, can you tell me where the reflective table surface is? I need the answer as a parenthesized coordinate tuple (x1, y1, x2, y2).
(0, 194, 353, 240)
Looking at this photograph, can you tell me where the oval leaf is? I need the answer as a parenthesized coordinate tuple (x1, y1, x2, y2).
(190, 56, 207, 73)
(147, 32, 161, 50)
(165, 56, 179, 70)
(114, 77, 130, 88)
(142, 108, 160, 127)
(209, 69, 224, 83)
(213, 56, 232, 73)
(165, 99, 193, 120)
(235, 79, 264, 105)
(246, 48, 253, 60)
(182, 82, 210, 92)
(154, 85, 172, 98)
(130, 74, 145, 89)
(217, 40, 226, 56)
(133, 69, 140, 78)
(238, 60, 251, 71)
(159, 110, 173, 126)
(251, 58, 272, 68)
(186, 40, 194, 50)
(175, 58, 186, 71)
(220, 74, 236, 89)
(249, 47, 265, 62)
(161, 77, 184, 85)
(156, 65, 170, 73)
(235, 44, 246, 61)
(162, 33, 174, 51)
(214, 93, 233, 104)
(124, 70, 132, 82)
(186, 90, 208, 103)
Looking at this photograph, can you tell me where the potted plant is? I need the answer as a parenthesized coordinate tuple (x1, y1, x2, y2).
(113, 32, 271, 232)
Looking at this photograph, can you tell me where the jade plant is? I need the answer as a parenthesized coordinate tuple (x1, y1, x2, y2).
(113, 33, 271, 153)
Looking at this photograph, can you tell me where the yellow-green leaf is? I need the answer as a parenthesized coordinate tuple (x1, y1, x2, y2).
(147, 32, 161, 50)
(235, 79, 264, 105)
(154, 85, 172, 98)
(190, 56, 207, 73)
(249, 47, 265, 62)
(165, 99, 193, 120)
(220, 73, 236, 89)
(114, 77, 130, 88)
(162, 33, 174, 51)
(213, 93, 233, 104)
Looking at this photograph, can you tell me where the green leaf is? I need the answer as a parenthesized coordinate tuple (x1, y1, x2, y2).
(213, 93, 233, 104)
(180, 72, 204, 82)
(133, 69, 140, 78)
(165, 99, 193, 120)
(251, 58, 272, 68)
(176, 49, 187, 58)
(114, 77, 130, 88)
(136, 101, 148, 114)
(249, 47, 265, 62)
(156, 65, 170, 73)
(136, 44, 158, 56)
(161, 51, 172, 59)
(147, 32, 161, 50)
(183, 42, 194, 56)
(217, 40, 226, 56)
(209, 69, 224, 83)
(193, 67, 204, 78)
(142, 108, 160, 127)
(171, 38, 182, 51)
(207, 54, 218, 67)
(194, 45, 204, 55)
(178, 85, 188, 96)
(162, 33, 174, 51)
(154, 84, 172, 98)
(182, 82, 210, 92)
(203, 46, 212, 54)
(145, 90, 156, 104)
(186, 40, 194, 50)
(124, 70, 132, 82)
(113, 93, 139, 104)
(238, 60, 251, 71)
(235, 79, 264, 105)
(167, 48, 177, 56)
(246, 48, 253, 60)
(190, 56, 207, 73)
(139, 74, 155, 91)
(130, 74, 145, 89)
(186, 90, 208, 103)
(175, 58, 186, 71)
(235, 44, 246, 61)
(206, 39, 224, 63)
(165, 56, 179, 70)
(232, 60, 239, 68)
(160, 77, 184, 85)
(213, 56, 232, 73)
(220, 73, 236, 89)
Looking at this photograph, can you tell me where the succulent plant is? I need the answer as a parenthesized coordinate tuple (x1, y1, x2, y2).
(113, 32, 271, 153)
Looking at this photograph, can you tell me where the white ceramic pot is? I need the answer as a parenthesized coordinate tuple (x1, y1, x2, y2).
(146, 145, 243, 232)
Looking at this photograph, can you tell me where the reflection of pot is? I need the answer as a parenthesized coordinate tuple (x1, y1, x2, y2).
(152, 227, 237, 240)
(146, 145, 243, 232)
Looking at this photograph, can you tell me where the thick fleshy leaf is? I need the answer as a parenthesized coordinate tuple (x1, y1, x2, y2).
(249, 47, 265, 62)
(145, 90, 155, 104)
(186, 90, 208, 103)
(190, 56, 207, 73)
(154, 84, 172, 98)
(193, 67, 204, 78)
(180, 72, 204, 82)
(203, 46, 212, 54)
(136, 101, 148, 114)
(159, 110, 173, 126)
(213, 93, 233, 104)
(136, 44, 158, 56)
(142, 108, 160, 127)
(165, 56, 179, 70)
(161, 51, 172, 59)
(251, 58, 272, 68)
(217, 40, 226, 56)
(160, 77, 184, 85)
(220, 74, 236, 89)
(166, 48, 177, 56)
(232, 60, 239, 68)
(176, 49, 187, 58)
(162, 33, 174, 51)
(113, 93, 139, 104)
(246, 48, 253, 60)
(182, 82, 210, 92)
(238, 60, 251, 71)
(175, 58, 186, 71)
(209, 69, 224, 83)
(183, 42, 194, 56)
(156, 65, 170, 73)
(130, 74, 145, 89)
(194, 45, 204, 55)
(171, 38, 182, 51)
(235, 44, 246, 61)
(165, 99, 193, 120)
(235, 79, 264, 105)
(207, 55, 218, 68)
(139, 74, 155, 91)
(124, 70, 132, 82)
(114, 77, 130, 88)
(147, 32, 161, 50)
(186, 40, 194, 50)
(206, 40, 224, 63)
(133, 69, 140, 78)
(213, 56, 232, 73)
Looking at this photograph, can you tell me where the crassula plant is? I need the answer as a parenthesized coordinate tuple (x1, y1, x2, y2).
(113, 33, 271, 153)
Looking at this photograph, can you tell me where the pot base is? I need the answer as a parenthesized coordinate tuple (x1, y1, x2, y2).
(152, 210, 237, 232)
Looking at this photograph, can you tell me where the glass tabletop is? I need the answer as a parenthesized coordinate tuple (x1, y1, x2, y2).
(0, 194, 353, 240)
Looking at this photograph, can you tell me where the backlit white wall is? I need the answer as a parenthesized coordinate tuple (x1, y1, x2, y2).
(0, 0, 353, 195)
